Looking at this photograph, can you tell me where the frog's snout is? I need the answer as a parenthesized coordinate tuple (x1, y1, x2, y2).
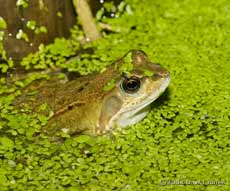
(160, 69, 170, 79)
(148, 63, 170, 79)
(153, 71, 170, 81)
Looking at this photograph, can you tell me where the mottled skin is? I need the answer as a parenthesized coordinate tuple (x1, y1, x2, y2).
(15, 50, 170, 137)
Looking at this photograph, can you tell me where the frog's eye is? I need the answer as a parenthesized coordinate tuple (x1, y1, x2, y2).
(121, 76, 141, 94)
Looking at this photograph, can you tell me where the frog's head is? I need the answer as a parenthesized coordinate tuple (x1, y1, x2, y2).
(99, 50, 170, 133)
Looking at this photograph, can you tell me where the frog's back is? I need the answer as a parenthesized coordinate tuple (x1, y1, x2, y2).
(14, 75, 90, 111)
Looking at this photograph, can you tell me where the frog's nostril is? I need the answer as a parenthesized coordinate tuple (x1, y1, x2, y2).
(164, 70, 170, 77)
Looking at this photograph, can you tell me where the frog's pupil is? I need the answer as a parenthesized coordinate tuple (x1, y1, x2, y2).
(127, 80, 137, 89)
(122, 76, 141, 93)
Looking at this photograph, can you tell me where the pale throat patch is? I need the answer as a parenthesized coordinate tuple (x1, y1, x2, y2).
(110, 77, 170, 128)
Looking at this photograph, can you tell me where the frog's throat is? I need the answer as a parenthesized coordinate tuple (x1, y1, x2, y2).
(107, 76, 171, 129)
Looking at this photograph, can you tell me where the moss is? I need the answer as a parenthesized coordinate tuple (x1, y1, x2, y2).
(1, 0, 230, 190)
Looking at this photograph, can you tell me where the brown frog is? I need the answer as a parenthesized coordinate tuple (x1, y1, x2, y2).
(15, 50, 170, 137)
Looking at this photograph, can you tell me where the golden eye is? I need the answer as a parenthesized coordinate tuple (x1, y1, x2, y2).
(121, 76, 141, 93)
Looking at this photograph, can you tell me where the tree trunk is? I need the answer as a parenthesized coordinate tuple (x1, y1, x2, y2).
(1, 0, 76, 63)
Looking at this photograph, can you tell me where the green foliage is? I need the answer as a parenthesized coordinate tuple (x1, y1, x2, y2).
(56, 11, 63, 18)
(0, 17, 7, 30)
(103, 79, 116, 91)
(16, 29, 29, 42)
(119, 51, 133, 74)
(0, 16, 14, 73)
(20, 25, 82, 71)
(26, 20, 48, 34)
(16, 0, 28, 8)
(21, 39, 76, 70)
(96, 1, 132, 21)
(26, 20, 37, 30)
(1, 0, 230, 190)
(142, 69, 154, 77)
(34, 26, 47, 34)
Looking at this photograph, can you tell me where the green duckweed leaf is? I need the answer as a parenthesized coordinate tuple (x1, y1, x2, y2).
(0, 17, 7, 29)
(103, 79, 116, 91)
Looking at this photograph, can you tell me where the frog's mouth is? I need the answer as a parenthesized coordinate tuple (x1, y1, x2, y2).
(108, 76, 170, 129)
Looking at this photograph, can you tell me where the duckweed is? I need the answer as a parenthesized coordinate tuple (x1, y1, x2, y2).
(103, 79, 116, 92)
(119, 51, 134, 74)
(142, 69, 154, 77)
(0, 0, 230, 190)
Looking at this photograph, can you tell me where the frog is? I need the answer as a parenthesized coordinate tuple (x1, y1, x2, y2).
(15, 50, 170, 138)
